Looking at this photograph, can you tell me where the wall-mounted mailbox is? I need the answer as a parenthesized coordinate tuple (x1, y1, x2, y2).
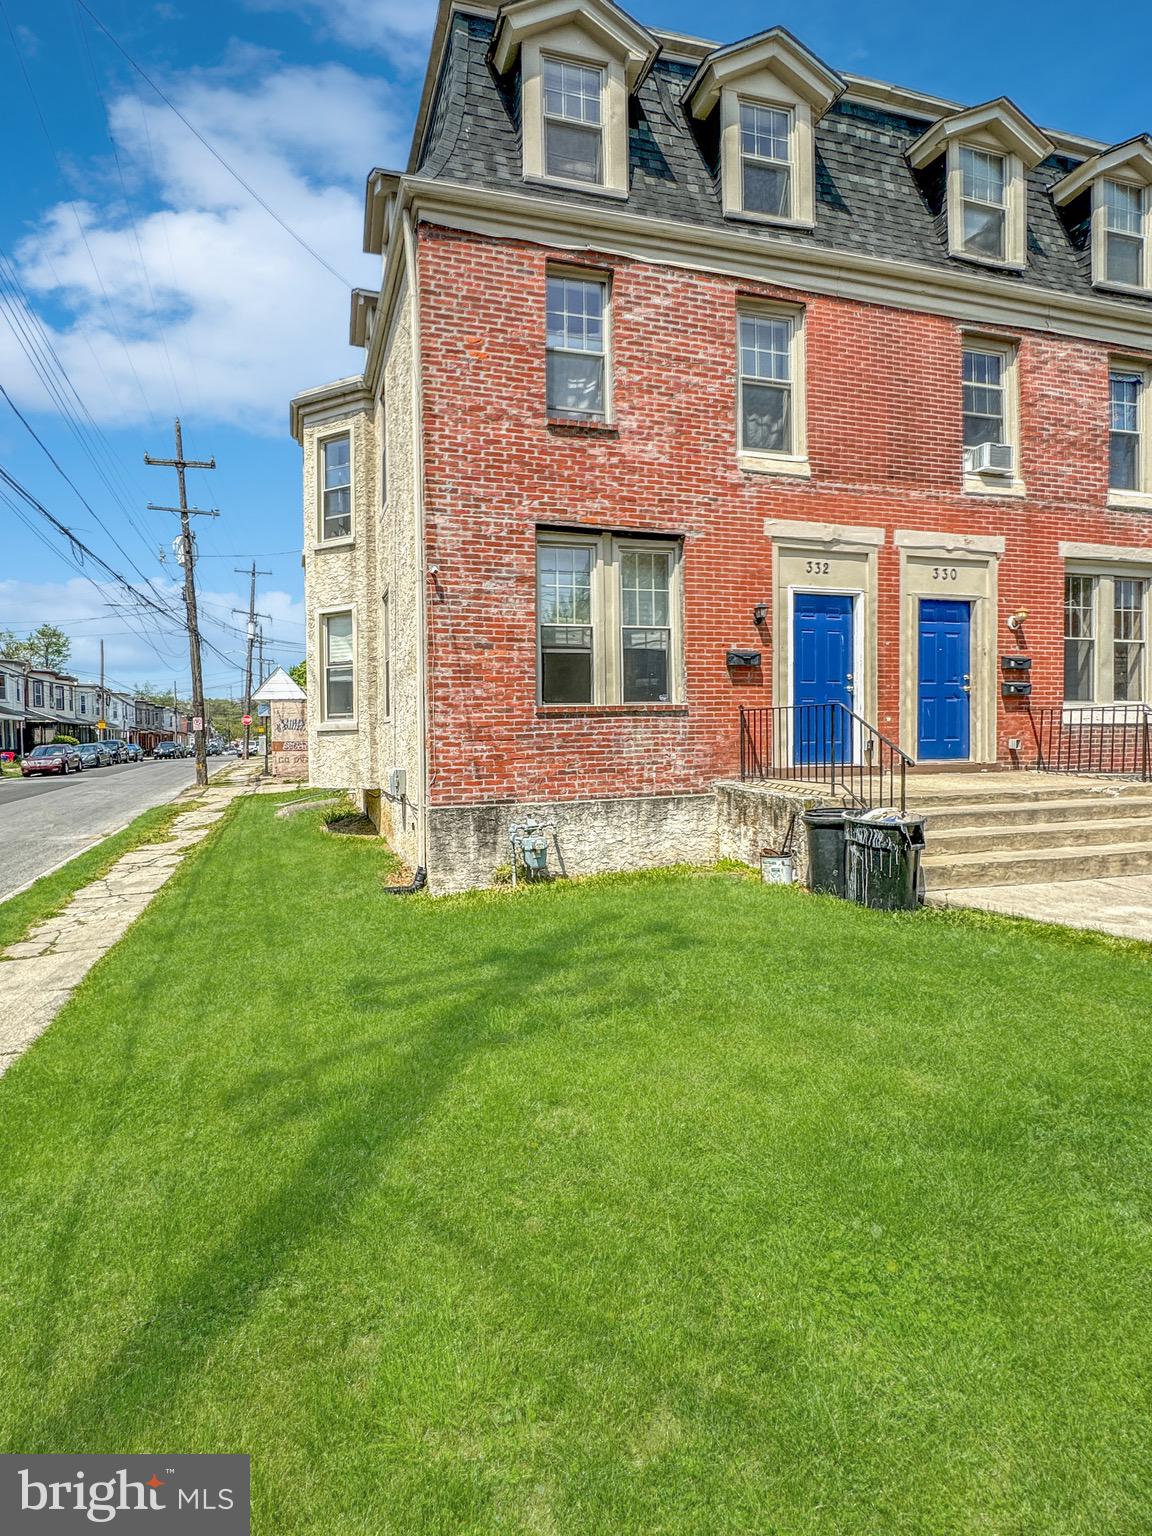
(1002, 680, 1032, 698)
(1001, 654, 1032, 671)
(726, 649, 762, 668)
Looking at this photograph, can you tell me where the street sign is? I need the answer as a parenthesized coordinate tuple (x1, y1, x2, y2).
(257, 704, 270, 718)
(241, 714, 252, 725)
(192, 716, 204, 730)
(96, 720, 106, 730)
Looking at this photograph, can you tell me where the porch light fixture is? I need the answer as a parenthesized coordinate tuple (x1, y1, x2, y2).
(752, 602, 769, 627)
(1006, 609, 1028, 630)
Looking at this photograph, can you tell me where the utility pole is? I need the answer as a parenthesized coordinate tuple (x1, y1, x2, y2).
(233, 562, 270, 761)
(145, 419, 217, 788)
(98, 639, 105, 742)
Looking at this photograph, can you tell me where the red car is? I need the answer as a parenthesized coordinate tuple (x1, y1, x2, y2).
(21, 744, 84, 776)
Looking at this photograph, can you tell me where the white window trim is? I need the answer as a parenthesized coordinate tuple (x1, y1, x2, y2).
(736, 301, 810, 478)
(720, 84, 815, 229)
(536, 529, 683, 706)
(545, 265, 612, 424)
(1064, 560, 1152, 707)
(946, 139, 1027, 271)
(1108, 357, 1152, 510)
(317, 605, 358, 730)
(520, 33, 629, 200)
(961, 334, 1024, 497)
(315, 428, 354, 548)
(1093, 176, 1152, 297)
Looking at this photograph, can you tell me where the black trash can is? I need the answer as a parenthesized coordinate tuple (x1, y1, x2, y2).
(801, 806, 849, 898)
(844, 812, 927, 911)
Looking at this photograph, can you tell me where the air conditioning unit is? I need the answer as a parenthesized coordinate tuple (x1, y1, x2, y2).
(964, 442, 1014, 476)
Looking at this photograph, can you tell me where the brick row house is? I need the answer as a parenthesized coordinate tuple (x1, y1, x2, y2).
(292, 0, 1152, 892)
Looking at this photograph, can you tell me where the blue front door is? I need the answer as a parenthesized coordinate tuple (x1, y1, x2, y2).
(793, 592, 854, 765)
(918, 599, 971, 760)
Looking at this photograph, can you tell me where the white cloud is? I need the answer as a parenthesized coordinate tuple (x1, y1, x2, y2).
(0, 57, 407, 433)
(0, 576, 305, 691)
(244, 0, 437, 65)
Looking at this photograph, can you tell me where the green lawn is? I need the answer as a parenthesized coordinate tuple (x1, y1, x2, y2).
(0, 796, 1149, 1534)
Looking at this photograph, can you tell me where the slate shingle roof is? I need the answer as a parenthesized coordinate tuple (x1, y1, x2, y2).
(417, 12, 1143, 311)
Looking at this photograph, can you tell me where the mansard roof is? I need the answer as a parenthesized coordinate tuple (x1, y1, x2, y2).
(414, 9, 1152, 313)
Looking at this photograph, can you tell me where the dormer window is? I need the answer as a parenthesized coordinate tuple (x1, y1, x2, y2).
(1052, 137, 1152, 295)
(490, 0, 658, 202)
(543, 57, 604, 184)
(960, 146, 1007, 261)
(907, 99, 1053, 272)
(740, 102, 792, 218)
(683, 28, 843, 230)
(1104, 179, 1146, 288)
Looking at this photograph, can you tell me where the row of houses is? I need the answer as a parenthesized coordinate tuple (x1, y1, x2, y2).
(0, 658, 191, 756)
(292, 0, 1152, 893)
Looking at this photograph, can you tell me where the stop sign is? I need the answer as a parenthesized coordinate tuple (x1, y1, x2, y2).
(242, 714, 252, 725)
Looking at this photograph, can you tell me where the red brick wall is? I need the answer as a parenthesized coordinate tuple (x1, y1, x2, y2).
(417, 222, 1152, 805)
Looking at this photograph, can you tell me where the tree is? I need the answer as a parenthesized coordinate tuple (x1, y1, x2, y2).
(288, 659, 307, 691)
(2, 624, 71, 670)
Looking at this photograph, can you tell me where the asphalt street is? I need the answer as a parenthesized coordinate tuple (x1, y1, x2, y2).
(0, 757, 234, 902)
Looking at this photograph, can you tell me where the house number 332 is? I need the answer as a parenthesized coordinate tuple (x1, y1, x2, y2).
(805, 560, 830, 575)
(932, 566, 959, 581)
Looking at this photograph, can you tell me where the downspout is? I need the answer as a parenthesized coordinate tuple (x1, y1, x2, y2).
(402, 207, 430, 877)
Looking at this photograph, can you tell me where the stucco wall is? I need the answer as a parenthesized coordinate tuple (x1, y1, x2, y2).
(300, 393, 377, 792)
(426, 792, 717, 894)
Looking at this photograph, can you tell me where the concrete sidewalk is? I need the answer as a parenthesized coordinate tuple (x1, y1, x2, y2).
(929, 873, 1152, 943)
(0, 781, 252, 1075)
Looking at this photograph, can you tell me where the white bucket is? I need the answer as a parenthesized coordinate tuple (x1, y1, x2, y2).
(760, 852, 796, 885)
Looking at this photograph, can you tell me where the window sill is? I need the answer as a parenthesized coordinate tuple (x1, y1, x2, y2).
(317, 721, 358, 734)
(524, 174, 628, 202)
(535, 704, 688, 718)
(1093, 278, 1152, 299)
(724, 209, 815, 232)
(546, 417, 618, 437)
(949, 249, 1027, 274)
(739, 452, 811, 479)
(1107, 490, 1152, 511)
(313, 536, 356, 552)
(963, 474, 1026, 498)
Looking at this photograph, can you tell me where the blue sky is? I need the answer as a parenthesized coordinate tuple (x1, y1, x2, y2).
(0, 0, 1148, 692)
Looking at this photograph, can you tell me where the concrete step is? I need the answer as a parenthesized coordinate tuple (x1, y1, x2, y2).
(928, 816, 1152, 855)
(922, 840, 1152, 889)
(906, 775, 1150, 807)
(921, 795, 1152, 830)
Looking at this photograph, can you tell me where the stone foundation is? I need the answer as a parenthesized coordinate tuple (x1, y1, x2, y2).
(714, 779, 842, 886)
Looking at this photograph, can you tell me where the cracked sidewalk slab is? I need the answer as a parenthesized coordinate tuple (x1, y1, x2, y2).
(0, 784, 253, 1077)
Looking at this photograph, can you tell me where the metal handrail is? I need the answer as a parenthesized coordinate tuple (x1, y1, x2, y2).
(1029, 703, 1152, 780)
(739, 701, 914, 811)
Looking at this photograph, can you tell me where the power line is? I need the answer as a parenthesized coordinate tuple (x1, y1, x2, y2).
(75, 0, 356, 290)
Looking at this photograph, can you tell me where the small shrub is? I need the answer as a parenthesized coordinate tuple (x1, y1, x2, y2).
(52, 734, 80, 746)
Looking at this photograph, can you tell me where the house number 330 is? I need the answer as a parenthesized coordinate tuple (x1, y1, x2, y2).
(932, 566, 959, 581)
(805, 560, 830, 575)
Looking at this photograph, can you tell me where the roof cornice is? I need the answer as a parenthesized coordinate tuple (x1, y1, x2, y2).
(398, 173, 1152, 356)
(289, 376, 373, 442)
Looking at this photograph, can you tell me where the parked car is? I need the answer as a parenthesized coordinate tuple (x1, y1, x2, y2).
(153, 741, 182, 759)
(78, 743, 113, 769)
(123, 742, 144, 762)
(21, 743, 84, 776)
(206, 742, 221, 756)
(102, 738, 132, 763)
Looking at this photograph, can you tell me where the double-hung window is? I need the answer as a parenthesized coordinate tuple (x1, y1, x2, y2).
(546, 273, 607, 421)
(320, 434, 351, 541)
(0, 673, 6, 700)
(537, 534, 679, 705)
(739, 103, 791, 219)
(1114, 578, 1146, 702)
(1104, 179, 1146, 288)
(1064, 575, 1096, 703)
(321, 612, 355, 721)
(962, 340, 1020, 485)
(1110, 370, 1143, 493)
(32, 681, 43, 708)
(542, 57, 603, 185)
(960, 147, 1007, 261)
(962, 348, 1005, 449)
(739, 312, 793, 456)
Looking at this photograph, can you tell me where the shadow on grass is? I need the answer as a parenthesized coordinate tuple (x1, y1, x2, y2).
(9, 892, 695, 1454)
